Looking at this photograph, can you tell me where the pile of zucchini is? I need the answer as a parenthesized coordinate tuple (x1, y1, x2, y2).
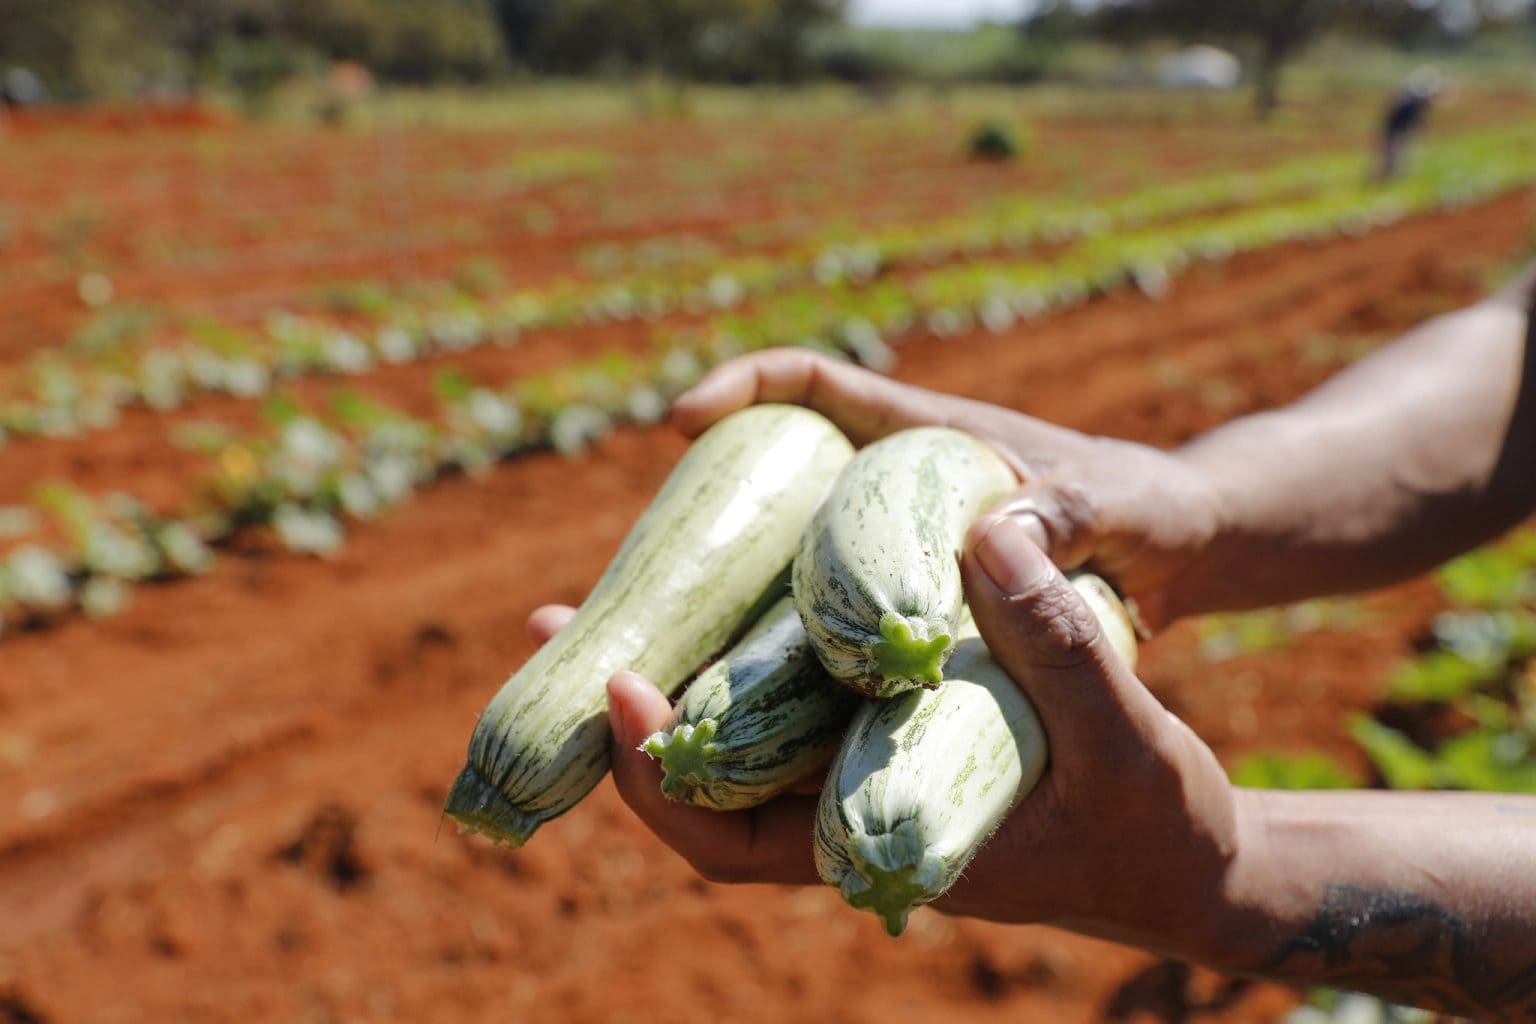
(445, 404, 1137, 936)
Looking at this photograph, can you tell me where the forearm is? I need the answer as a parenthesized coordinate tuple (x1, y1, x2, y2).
(1211, 790, 1536, 1019)
(1165, 265, 1536, 618)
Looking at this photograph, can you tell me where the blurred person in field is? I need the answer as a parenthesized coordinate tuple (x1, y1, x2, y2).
(0, 67, 45, 136)
(1377, 66, 1444, 182)
(1, 67, 45, 108)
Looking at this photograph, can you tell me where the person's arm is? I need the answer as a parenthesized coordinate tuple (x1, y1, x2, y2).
(1212, 789, 1536, 1015)
(1041, 791, 1536, 1018)
(1166, 264, 1536, 621)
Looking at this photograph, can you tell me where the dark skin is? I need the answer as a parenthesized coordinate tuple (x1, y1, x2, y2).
(528, 263, 1536, 1020)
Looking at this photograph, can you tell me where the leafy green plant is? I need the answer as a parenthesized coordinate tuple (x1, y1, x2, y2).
(1352, 526, 1536, 794)
(1350, 716, 1448, 790)
(1436, 543, 1536, 607)
(69, 305, 159, 356)
(1388, 648, 1501, 702)
(966, 120, 1024, 161)
(1229, 752, 1363, 790)
(1352, 716, 1536, 793)
(1197, 598, 1362, 661)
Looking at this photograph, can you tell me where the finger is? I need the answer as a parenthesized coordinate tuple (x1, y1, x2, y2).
(526, 604, 578, 644)
(606, 672, 819, 886)
(787, 770, 829, 796)
(671, 348, 986, 445)
(960, 515, 1166, 752)
(985, 479, 1100, 573)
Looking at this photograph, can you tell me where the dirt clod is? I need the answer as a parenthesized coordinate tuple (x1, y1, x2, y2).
(275, 804, 370, 892)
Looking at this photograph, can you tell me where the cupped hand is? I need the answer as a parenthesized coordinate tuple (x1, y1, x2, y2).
(526, 603, 819, 885)
(525, 514, 1242, 949)
(673, 348, 1223, 629)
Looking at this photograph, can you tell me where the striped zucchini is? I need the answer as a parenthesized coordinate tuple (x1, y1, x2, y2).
(642, 596, 861, 810)
(793, 426, 1015, 699)
(444, 405, 854, 846)
(815, 575, 1138, 936)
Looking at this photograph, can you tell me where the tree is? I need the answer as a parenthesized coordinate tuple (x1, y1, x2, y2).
(489, 0, 560, 63)
(1340, 0, 1457, 48)
(755, 0, 846, 83)
(0, 0, 172, 97)
(1098, 0, 1341, 117)
(489, 0, 843, 82)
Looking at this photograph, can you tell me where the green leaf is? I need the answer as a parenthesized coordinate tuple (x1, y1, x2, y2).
(329, 389, 396, 431)
(596, 351, 637, 383)
(1350, 716, 1447, 790)
(1503, 529, 1536, 567)
(1434, 728, 1536, 793)
(1229, 752, 1363, 790)
(261, 392, 305, 428)
(431, 369, 475, 403)
(1436, 547, 1533, 608)
(1466, 694, 1513, 730)
(1387, 650, 1503, 702)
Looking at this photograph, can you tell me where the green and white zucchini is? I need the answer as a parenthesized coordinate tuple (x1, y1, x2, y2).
(815, 575, 1138, 936)
(444, 405, 854, 846)
(1070, 572, 1140, 672)
(793, 426, 1015, 699)
(642, 596, 861, 810)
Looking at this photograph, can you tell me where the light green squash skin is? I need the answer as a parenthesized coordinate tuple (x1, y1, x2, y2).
(445, 405, 853, 846)
(815, 577, 1138, 936)
(793, 426, 1015, 699)
(643, 596, 861, 810)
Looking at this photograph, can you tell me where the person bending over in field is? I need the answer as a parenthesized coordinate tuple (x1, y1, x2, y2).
(529, 263, 1536, 1020)
(1377, 66, 1443, 182)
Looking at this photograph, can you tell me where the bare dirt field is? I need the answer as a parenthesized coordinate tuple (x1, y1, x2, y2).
(2, 91, 1532, 1022)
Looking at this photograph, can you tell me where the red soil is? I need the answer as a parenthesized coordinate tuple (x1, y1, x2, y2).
(6, 89, 1507, 368)
(2, 164, 1531, 1021)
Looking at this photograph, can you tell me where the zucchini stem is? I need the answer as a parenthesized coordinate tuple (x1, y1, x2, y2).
(642, 719, 721, 802)
(842, 822, 948, 937)
(871, 613, 951, 692)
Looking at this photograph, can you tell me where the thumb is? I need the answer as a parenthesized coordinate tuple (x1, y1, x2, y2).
(605, 672, 821, 885)
(605, 672, 726, 858)
(960, 515, 1164, 754)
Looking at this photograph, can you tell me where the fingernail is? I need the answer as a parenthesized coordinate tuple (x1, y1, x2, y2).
(976, 515, 1052, 595)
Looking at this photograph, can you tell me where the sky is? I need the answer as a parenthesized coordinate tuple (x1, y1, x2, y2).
(847, 0, 1036, 29)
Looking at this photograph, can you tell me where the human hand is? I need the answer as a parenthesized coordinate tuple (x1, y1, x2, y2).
(525, 515, 1244, 952)
(932, 513, 1240, 947)
(525, 603, 821, 884)
(671, 348, 1221, 629)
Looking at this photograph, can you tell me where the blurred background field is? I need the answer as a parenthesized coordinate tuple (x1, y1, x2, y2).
(1, 2, 1534, 1022)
